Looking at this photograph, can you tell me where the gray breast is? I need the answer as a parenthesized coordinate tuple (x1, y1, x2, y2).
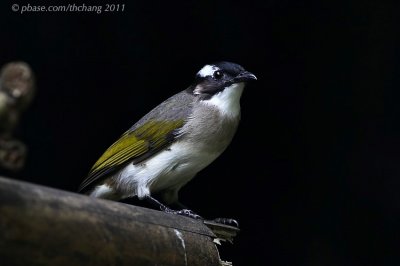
(179, 102, 240, 155)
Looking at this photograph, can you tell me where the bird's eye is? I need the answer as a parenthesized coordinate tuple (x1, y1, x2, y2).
(213, 70, 223, 80)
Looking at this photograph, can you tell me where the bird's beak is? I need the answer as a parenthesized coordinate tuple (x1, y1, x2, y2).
(233, 71, 257, 83)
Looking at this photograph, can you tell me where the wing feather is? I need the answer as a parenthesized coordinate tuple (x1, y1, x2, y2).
(78, 119, 184, 192)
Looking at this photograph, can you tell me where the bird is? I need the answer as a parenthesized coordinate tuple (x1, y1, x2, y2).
(78, 61, 256, 225)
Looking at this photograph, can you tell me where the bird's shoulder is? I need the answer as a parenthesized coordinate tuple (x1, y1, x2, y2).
(78, 89, 194, 192)
(130, 89, 195, 130)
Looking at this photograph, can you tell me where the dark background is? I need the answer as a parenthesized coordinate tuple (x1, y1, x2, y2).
(1, 0, 400, 265)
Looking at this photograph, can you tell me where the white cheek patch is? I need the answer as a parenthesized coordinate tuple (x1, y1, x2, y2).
(202, 83, 244, 118)
(197, 64, 219, 77)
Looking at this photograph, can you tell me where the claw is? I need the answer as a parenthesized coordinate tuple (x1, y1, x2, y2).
(164, 208, 203, 220)
(213, 218, 239, 228)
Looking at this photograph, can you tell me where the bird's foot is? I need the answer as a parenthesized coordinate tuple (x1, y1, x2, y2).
(143, 195, 203, 220)
(164, 208, 203, 220)
(213, 218, 239, 228)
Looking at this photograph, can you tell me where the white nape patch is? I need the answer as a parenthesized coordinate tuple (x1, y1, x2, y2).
(174, 229, 188, 265)
(116, 141, 219, 199)
(202, 82, 244, 118)
(197, 64, 219, 77)
(90, 184, 113, 198)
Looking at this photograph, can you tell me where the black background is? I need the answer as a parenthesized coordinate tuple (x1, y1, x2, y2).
(1, 0, 400, 265)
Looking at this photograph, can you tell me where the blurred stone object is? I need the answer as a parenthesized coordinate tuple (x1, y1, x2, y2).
(0, 62, 35, 171)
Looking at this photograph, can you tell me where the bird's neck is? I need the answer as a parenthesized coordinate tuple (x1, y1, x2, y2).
(201, 82, 244, 119)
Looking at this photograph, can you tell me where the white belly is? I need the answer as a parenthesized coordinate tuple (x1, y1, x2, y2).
(115, 141, 220, 199)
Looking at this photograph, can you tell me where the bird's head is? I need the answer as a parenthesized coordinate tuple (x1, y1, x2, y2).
(189, 61, 257, 117)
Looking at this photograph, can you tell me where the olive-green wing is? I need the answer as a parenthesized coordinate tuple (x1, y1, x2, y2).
(78, 119, 184, 192)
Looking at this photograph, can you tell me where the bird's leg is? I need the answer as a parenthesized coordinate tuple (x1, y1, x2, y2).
(143, 195, 169, 210)
(143, 196, 237, 226)
(144, 195, 203, 220)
